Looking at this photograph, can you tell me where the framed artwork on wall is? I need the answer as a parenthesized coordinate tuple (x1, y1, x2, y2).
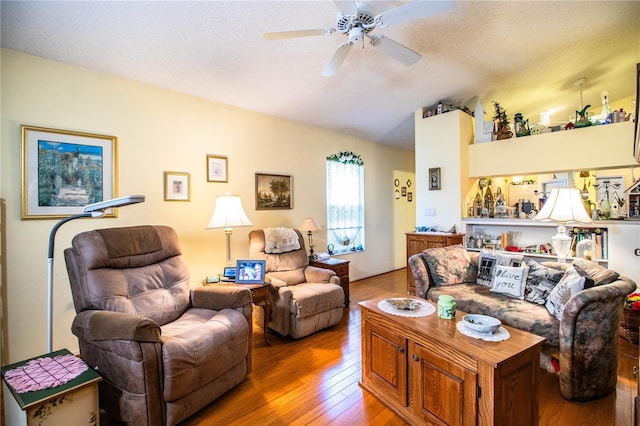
(164, 172, 191, 201)
(634, 63, 640, 162)
(206, 154, 228, 182)
(21, 125, 117, 219)
(429, 167, 441, 190)
(255, 173, 292, 210)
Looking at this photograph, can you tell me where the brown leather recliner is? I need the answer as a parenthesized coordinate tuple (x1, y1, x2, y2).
(249, 228, 345, 338)
(64, 225, 252, 426)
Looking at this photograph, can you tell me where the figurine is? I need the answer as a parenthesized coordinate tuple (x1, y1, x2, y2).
(514, 112, 531, 137)
(575, 104, 592, 128)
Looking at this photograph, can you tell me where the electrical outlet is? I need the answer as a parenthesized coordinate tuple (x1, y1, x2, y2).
(424, 208, 436, 216)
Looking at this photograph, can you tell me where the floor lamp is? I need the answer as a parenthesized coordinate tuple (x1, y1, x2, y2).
(534, 188, 592, 262)
(207, 193, 252, 266)
(47, 195, 145, 352)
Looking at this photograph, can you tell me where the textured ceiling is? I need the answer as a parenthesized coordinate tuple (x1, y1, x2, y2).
(2, 1, 639, 151)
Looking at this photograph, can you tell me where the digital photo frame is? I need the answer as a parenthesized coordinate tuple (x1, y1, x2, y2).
(235, 260, 266, 284)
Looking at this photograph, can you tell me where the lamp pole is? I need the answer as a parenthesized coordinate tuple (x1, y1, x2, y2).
(46, 195, 144, 352)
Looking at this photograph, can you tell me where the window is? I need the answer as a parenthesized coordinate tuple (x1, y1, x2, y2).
(326, 151, 364, 254)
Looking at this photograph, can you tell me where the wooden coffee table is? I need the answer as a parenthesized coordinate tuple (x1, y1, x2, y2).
(359, 297, 545, 426)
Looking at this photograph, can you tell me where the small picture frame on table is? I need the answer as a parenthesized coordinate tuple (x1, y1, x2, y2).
(164, 172, 190, 201)
(235, 260, 266, 284)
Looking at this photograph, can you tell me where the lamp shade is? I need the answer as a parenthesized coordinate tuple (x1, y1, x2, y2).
(207, 194, 252, 230)
(535, 188, 593, 224)
(299, 217, 321, 232)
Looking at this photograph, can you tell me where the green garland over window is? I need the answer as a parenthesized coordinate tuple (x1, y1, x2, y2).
(326, 151, 363, 165)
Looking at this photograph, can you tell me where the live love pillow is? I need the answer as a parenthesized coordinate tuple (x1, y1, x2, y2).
(476, 250, 524, 287)
(490, 264, 529, 299)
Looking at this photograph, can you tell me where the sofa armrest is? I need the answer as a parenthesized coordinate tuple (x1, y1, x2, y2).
(304, 266, 337, 284)
(408, 253, 432, 299)
(191, 284, 252, 310)
(558, 276, 637, 400)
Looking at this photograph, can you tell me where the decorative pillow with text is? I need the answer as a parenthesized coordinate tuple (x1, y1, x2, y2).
(476, 250, 524, 287)
(490, 264, 529, 299)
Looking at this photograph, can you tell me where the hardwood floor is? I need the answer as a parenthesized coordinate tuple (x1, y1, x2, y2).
(181, 268, 638, 425)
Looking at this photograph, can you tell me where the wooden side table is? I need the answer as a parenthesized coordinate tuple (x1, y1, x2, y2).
(310, 257, 350, 306)
(2, 349, 102, 426)
(202, 280, 272, 346)
(242, 282, 272, 346)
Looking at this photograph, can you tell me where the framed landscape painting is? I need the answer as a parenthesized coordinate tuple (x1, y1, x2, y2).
(21, 125, 117, 219)
(255, 173, 292, 210)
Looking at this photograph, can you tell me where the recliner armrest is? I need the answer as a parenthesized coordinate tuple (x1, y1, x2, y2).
(191, 285, 252, 310)
(304, 266, 337, 284)
(73, 310, 161, 342)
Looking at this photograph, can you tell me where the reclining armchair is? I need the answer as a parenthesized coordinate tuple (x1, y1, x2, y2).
(64, 225, 253, 425)
(249, 228, 345, 338)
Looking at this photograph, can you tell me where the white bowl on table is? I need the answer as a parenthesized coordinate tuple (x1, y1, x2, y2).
(462, 314, 501, 334)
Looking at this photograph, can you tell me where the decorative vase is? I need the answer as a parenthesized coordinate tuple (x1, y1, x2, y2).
(437, 295, 456, 319)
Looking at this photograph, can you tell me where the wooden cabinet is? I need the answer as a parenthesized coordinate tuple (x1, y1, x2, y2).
(309, 257, 350, 306)
(360, 298, 544, 426)
(406, 232, 464, 295)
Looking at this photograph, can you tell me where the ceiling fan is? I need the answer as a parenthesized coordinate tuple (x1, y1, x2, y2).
(264, 0, 455, 76)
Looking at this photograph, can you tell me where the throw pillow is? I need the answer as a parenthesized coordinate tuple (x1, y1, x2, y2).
(476, 250, 524, 287)
(571, 258, 620, 286)
(524, 260, 565, 304)
(490, 264, 529, 299)
(423, 245, 476, 285)
(545, 265, 593, 320)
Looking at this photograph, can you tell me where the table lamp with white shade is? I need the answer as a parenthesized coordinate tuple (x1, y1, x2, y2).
(534, 188, 593, 262)
(299, 218, 321, 259)
(207, 193, 253, 266)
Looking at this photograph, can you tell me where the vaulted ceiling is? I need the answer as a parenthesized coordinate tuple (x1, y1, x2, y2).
(2, 1, 639, 150)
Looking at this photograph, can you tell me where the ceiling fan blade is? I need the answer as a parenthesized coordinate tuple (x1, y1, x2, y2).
(333, 0, 358, 16)
(264, 28, 333, 40)
(378, 0, 456, 27)
(369, 35, 421, 66)
(322, 43, 352, 76)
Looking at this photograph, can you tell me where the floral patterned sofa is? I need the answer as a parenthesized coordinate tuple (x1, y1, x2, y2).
(408, 244, 637, 401)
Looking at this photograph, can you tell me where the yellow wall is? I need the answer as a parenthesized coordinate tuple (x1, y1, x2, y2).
(0, 49, 415, 362)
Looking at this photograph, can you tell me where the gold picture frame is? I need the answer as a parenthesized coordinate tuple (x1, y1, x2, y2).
(255, 173, 292, 210)
(206, 154, 228, 182)
(21, 125, 118, 219)
(164, 171, 191, 201)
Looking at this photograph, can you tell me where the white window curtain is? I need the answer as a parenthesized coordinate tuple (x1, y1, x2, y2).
(326, 152, 364, 254)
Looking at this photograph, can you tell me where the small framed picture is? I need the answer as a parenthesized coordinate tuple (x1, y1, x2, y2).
(401, 187, 407, 196)
(255, 173, 292, 210)
(206, 154, 228, 182)
(235, 260, 266, 284)
(429, 167, 441, 191)
(164, 172, 190, 201)
(408, 192, 413, 202)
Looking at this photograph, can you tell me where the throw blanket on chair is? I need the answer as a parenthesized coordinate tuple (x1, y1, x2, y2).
(264, 227, 300, 253)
